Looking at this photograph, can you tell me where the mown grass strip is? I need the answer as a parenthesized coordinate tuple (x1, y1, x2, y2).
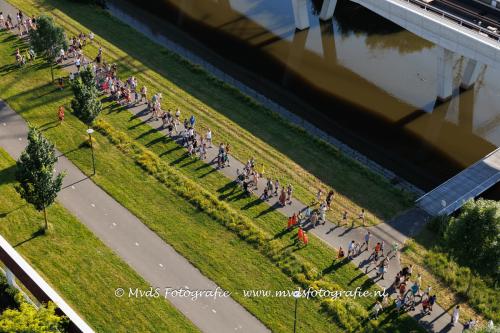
(94, 119, 423, 333)
(0, 148, 198, 333)
(6, 0, 413, 226)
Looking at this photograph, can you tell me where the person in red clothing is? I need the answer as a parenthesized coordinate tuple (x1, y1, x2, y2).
(58, 105, 65, 123)
(303, 233, 309, 245)
(297, 227, 304, 242)
(287, 216, 294, 229)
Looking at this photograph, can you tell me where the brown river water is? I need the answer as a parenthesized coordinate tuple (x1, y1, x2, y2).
(106, 0, 500, 196)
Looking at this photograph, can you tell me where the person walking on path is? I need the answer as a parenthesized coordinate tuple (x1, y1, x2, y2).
(364, 231, 371, 250)
(326, 190, 334, 208)
(451, 305, 460, 326)
(189, 114, 196, 128)
(279, 188, 286, 206)
(341, 210, 348, 226)
(206, 128, 212, 148)
(358, 208, 365, 226)
(286, 184, 293, 205)
(347, 240, 355, 259)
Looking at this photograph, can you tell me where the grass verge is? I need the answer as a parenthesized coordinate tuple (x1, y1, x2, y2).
(5, 0, 413, 226)
(0, 30, 422, 332)
(0, 148, 198, 333)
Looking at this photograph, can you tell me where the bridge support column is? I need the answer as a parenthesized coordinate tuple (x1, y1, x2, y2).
(460, 59, 482, 90)
(319, 0, 338, 21)
(436, 46, 454, 101)
(291, 0, 310, 30)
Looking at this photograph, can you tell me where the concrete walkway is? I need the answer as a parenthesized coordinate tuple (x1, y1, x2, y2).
(0, 0, 462, 330)
(0, 100, 269, 333)
(123, 100, 462, 333)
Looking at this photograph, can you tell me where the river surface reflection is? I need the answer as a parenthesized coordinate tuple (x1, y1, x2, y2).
(107, 0, 500, 193)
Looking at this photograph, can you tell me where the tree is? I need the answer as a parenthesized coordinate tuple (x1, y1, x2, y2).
(0, 301, 67, 332)
(71, 67, 102, 125)
(28, 15, 67, 82)
(16, 128, 64, 230)
(444, 199, 500, 276)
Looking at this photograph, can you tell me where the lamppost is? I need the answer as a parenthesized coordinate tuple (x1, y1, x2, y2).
(86, 128, 95, 175)
(293, 290, 301, 333)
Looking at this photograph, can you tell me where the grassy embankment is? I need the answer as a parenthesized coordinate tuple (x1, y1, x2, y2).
(11, 0, 494, 324)
(0, 149, 198, 333)
(6, 0, 414, 228)
(0, 28, 423, 333)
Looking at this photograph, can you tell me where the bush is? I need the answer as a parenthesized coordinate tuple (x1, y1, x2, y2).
(444, 199, 500, 277)
(320, 298, 369, 332)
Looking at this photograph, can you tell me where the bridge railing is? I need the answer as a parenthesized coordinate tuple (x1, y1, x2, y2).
(403, 0, 500, 42)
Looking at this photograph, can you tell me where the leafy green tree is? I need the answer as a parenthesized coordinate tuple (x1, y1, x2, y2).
(28, 15, 67, 82)
(0, 301, 67, 332)
(79, 65, 97, 89)
(445, 199, 500, 276)
(71, 68, 102, 125)
(16, 128, 65, 230)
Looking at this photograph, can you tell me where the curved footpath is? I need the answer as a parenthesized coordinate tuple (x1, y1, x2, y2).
(0, 0, 464, 331)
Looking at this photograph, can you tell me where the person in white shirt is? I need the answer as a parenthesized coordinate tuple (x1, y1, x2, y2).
(206, 128, 212, 148)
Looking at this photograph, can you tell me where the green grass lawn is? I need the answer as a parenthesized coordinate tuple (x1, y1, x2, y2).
(0, 29, 423, 332)
(5, 0, 413, 226)
(0, 149, 198, 333)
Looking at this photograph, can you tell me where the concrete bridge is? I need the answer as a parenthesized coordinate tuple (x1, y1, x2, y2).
(291, 0, 500, 100)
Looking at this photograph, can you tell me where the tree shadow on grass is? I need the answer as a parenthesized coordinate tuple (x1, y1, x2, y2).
(0, 165, 17, 186)
(13, 228, 45, 248)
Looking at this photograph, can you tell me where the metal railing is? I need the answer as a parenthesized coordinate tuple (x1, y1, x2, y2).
(402, 0, 500, 42)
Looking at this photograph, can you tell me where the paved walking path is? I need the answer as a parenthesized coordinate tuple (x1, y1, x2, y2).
(0, 1, 463, 331)
(0, 100, 269, 333)
(124, 101, 462, 333)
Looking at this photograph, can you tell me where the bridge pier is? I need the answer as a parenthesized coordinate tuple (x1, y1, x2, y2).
(436, 46, 454, 101)
(460, 59, 482, 90)
(291, 0, 310, 30)
(319, 0, 338, 21)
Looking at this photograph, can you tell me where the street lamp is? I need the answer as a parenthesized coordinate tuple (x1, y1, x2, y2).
(86, 128, 95, 176)
(293, 290, 301, 333)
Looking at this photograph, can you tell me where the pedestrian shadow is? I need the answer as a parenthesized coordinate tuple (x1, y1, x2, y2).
(135, 127, 157, 140)
(160, 145, 183, 157)
(321, 258, 349, 275)
(170, 153, 189, 166)
(255, 201, 280, 218)
(273, 227, 293, 239)
(241, 198, 263, 210)
(339, 226, 357, 237)
(145, 135, 170, 147)
(217, 180, 239, 195)
(198, 166, 219, 178)
(38, 120, 60, 132)
(348, 272, 365, 286)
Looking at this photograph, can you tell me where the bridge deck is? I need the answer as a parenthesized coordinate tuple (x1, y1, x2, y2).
(417, 148, 500, 216)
